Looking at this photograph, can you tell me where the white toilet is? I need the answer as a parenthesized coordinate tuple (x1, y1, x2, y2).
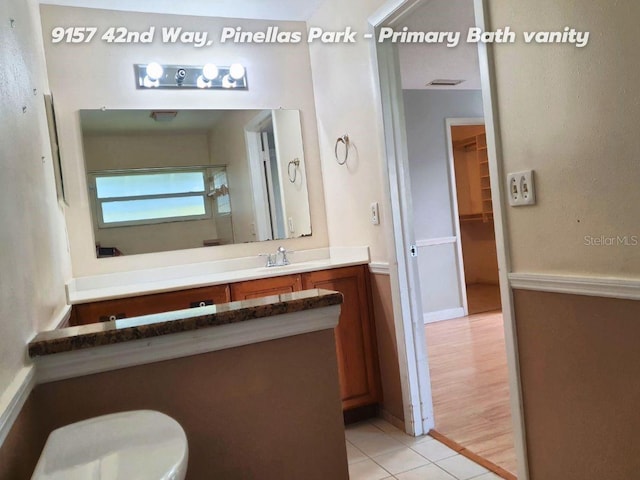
(31, 410, 188, 480)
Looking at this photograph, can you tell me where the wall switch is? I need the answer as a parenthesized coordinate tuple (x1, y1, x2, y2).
(507, 170, 536, 206)
(288, 217, 294, 233)
(370, 202, 380, 225)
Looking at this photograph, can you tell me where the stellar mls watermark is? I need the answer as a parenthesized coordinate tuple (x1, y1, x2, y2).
(584, 235, 638, 247)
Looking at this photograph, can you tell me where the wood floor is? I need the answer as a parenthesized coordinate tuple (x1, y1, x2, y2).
(425, 301, 517, 476)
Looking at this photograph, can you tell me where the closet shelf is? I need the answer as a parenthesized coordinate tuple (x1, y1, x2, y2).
(459, 213, 484, 222)
(459, 212, 494, 223)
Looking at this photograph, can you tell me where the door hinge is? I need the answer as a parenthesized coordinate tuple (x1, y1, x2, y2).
(409, 244, 418, 257)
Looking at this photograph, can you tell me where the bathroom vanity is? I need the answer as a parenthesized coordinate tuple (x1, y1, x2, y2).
(56, 251, 380, 414)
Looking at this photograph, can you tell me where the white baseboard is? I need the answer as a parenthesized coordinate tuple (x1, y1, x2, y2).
(369, 262, 390, 275)
(423, 307, 465, 324)
(0, 367, 35, 447)
(509, 273, 640, 301)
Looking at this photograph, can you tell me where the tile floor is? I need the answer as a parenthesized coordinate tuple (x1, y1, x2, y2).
(346, 419, 503, 480)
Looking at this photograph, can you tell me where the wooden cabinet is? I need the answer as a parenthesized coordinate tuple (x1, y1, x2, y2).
(302, 266, 380, 411)
(229, 274, 302, 300)
(453, 132, 493, 222)
(73, 285, 230, 325)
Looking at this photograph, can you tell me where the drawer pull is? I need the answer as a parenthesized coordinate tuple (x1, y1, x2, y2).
(190, 299, 213, 308)
(99, 313, 126, 322)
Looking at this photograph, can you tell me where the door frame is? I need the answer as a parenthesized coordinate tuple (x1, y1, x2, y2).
(244, 110, 274, 241)
(368, 1, 529, 478)
(445, 117, 486, 317)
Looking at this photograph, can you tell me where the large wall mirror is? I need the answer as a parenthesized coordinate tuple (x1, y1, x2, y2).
(80, 109, 312, 257)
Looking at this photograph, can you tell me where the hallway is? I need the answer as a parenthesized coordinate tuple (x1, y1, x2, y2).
(425, 311, 516, 476)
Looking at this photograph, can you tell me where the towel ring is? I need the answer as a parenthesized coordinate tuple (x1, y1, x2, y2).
(288, 158, 300, 183)
(335, 134, 350, 165)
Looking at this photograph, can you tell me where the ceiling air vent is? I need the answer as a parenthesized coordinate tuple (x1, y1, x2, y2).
(426, 79, 464, 87)
(150, 111, 178, 122)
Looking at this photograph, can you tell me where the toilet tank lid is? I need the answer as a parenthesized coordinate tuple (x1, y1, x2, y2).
(31, 410, 188, 480)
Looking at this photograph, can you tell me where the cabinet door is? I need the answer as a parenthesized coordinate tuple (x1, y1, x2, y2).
(230, 274, 302, 301)
(302, 266, 380, 410)
(73, 285, 231, 325)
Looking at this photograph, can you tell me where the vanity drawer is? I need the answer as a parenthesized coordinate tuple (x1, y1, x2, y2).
(230, 274, 302, 301)
(72, 285, 231, 325)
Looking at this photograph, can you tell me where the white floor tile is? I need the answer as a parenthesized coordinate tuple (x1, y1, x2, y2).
(411, 438, 458, 462)
(370, 418, 401, 433)
(371, 447, 430, 475)
(348, 458, 392, 480)
(346, 422, 383, 442)
(345, 421, 493, 480)
(395, 463, 457, 480)
(346, 425, 405, 457)
(346, 441, 368, 465)
(387, 429, 432, 447)
(436, 454, 489, 480)
(370, 418, 432, 447)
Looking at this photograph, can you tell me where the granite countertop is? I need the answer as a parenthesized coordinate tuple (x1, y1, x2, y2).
(29, 289, 343, 358)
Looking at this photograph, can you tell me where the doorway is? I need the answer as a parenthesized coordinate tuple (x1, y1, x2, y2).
(369, 0, 528, 479)
(403, 96, 514, 474)
(244, 111, 286, 241)
(420, 119, 514, 475)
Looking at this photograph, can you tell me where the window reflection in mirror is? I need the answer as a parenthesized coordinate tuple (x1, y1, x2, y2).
(80, 109, 312, 257)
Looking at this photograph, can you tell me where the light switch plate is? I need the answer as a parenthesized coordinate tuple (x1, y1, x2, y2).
(370, 202, 380, 225)
(507, 170, 536, 206)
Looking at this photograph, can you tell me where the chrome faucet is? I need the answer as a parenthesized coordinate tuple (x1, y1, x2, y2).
(259, 246, 292, 267)
(276, 246, 291, 266)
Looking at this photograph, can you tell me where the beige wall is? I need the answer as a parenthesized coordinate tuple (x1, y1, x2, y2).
(308, 0, 391, 264)
(0, 331, 348, 480)
(84, 133, 210, 171)
(0, 0, 69, 412)
(40, 5, 328, 277)
(487, 0, 640, 277)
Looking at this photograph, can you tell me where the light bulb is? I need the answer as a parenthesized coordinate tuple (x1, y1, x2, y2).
(146, 62, 164, 80)
(143, 76, 159, 88)
(196, 75, 211, 89)
(229, 63, 245, 80)
(221, 74, 236, 89)
(202, 63, 219, 81)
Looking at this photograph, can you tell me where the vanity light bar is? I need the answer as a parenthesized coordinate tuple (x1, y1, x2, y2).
(134, 63, 248, 90)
